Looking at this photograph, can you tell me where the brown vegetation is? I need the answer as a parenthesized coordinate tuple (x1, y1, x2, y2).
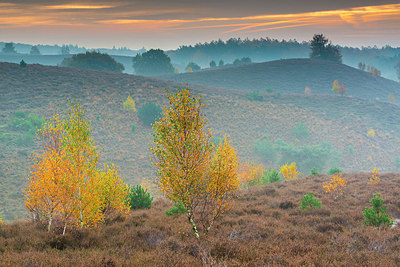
(1, 173, 400, 265)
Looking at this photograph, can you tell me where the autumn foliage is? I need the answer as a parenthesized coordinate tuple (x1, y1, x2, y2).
(24, 103, 129, 234)
(323, 173, 348, 199)
(151, 87, 239, 239)
(123, 95, 136, 112)
(368, 168, 380, 185)
(279, 162, 299, 181)
(238, 162, 264, 188)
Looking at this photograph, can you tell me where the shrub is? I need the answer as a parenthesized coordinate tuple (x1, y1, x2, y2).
(363, 194, 393, 227)
(368, 168, 380, 185)
(262, 168, 282, 184)
(131, 123, 136, 133)
(245, 91, 264, 101)
(138, 101, 162, 126)
(254, 137, 277, 163)
(164, 202, 187, 216)
(123, 96, 136, 112)
(238, 162, 264, 188)
(310, 167, 319, 175)
(279, 162, 299, 181)
(19, 60, 27, 67)
(291, 121, 309, 140)
(275, 139, 341, 174)
(323, 173, 347, 199)
(126, 185, 153, 210)
(328, 168, 342, 175)
(299, 193, 321, 210)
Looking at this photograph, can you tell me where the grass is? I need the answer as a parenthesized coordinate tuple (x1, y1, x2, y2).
(0, 173, 400, 265)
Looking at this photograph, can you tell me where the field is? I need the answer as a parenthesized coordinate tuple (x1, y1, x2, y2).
(1, 62, 400, 222)
(0, 172, 399, 265)
(158, 58, 400, 101)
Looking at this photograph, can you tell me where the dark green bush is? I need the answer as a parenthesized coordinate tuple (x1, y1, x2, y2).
(126, 185, 153, 210)
(137, 101, 162, 126)
(254, 137, 277, 163)
(310, 167, 319, 175)
(299, 193, 321, 210)
(328, 168, 342, 175)
(363, 194, 393, 227)
(262, 168, 282, 184)
(131, 123, 136, 133)
(19, 60, 27, 67)
(60, 51, 124, 72)
(164, 202, 187, 216)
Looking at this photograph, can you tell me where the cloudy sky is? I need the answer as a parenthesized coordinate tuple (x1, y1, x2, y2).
(1, 0, 400, 49)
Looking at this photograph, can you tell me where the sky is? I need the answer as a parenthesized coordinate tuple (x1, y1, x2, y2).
(0, 0, 400, 50)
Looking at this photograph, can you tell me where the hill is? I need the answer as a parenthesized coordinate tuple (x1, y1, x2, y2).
(1, 62, 400, 221)
(158, 59, 400, 101)
(0, 172, 399, 265)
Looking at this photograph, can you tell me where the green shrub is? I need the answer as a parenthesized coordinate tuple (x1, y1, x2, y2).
(264, 87, 274, 93)
(164, 202, 187, 216)
(131, 123, 136, 133)
(328, 168, 342, 175)
(254, 137, 277, 163)
(262, 168, 282, 184)
(275, 139, 341, 174)
(138, 101, 162, 126)
(299, 193, 321, 210)
(14, 111, 26, 118)
(245, 91, 264, 101)
(19, 60, 27, 67)
(126, 185, 153, 210)
(363, 194, 393, 227)
(291, 121, 309, 140)
(310, 167, 319, 175)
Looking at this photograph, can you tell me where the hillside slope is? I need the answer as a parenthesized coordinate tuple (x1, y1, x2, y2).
(158, 59, 400, 101)
(0, 173, 400, 265)
(1, 62, 400, 221)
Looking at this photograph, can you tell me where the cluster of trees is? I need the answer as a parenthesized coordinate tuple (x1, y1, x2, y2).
(358, 62, 382, 77)
(132, 49, 174, 75)
(24, 103, 129, 234)
(60, 51, 125, 72)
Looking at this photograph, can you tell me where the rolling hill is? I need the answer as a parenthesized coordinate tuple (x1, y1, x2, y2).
(158, 58, 400, 101)
(1, 62, 400, 221)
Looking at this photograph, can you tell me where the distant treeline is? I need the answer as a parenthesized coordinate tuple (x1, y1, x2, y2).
(0, 42, 145, 56)
(168, 38, 400, 80)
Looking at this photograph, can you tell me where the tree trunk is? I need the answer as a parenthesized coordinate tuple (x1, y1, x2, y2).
(63, 222, 67, 235)
(187, 210, 199, 239)
(48, 216, 53, 232)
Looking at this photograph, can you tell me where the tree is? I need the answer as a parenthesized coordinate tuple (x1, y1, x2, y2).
(61, 45, 70, 55)
(209, 60, 216, 68)
(24, 103, 129, 234)
(218, 59, 224, 67)
(30, 46, 41, 55)
(332, 80, 340, 93)
(132, 49, 174, 75)
(2, 42, 16, 54)
(310, 34, 342, 63)
(186, 62, 201, 72)
(338, 85, 347, 96)
(151, 88, 239, 239)
(60, 51, 125, 72)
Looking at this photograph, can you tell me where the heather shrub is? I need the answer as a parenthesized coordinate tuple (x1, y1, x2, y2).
(164, 202, 187, 216)
(328, 168, 342, 175)
(254, 137, 277, 163)
(126, 185, 153, 210)
(363, 194, 393, 227)
(138, 101, 162, 126)
(299, 193, 321, 210)
(262, 168, 282, 184)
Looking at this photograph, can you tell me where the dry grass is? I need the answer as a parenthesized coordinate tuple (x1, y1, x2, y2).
(1, 172, 400, 266)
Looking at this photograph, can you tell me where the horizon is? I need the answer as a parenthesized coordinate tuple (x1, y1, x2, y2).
(1, 1, 400, 50)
